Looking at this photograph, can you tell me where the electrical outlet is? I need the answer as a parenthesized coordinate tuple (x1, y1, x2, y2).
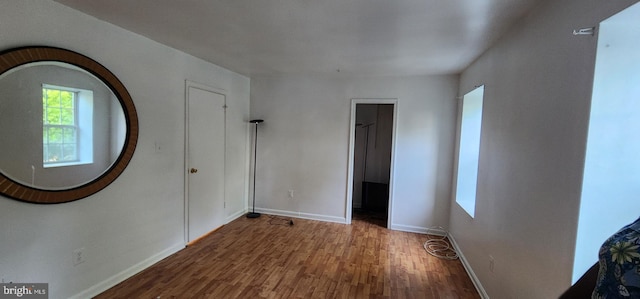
(288, 190, 294, 198)
(73, 247, 86, 266)
(489, 255, 495, 273)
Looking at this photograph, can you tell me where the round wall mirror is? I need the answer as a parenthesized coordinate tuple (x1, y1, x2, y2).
(0, 46, 138, 204)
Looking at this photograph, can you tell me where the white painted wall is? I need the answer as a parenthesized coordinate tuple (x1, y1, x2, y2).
(0, 1, 250, 298)
(250, 74, 458, 231)
(449, 0, 639, 298)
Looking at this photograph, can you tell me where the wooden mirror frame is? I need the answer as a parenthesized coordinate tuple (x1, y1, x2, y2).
(0, 46, 139, 204)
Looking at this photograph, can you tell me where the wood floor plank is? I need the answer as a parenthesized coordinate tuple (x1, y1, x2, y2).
(95, 215, 480, 298)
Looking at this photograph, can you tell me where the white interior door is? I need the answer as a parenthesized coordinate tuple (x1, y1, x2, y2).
(186, 83, 226, 243)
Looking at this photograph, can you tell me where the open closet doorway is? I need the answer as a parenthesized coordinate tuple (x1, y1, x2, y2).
(347, 99, 396, 228)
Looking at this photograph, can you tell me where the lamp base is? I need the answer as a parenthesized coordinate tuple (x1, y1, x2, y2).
(246, 212, 261, 218)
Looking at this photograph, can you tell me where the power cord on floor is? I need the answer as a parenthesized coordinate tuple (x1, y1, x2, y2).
(268, 215, 294, 226)
(423, 226, 458, 260)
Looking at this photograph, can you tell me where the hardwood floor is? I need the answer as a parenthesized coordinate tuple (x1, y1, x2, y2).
(352, 208, 387, 228)
(96, 215, 480, 298)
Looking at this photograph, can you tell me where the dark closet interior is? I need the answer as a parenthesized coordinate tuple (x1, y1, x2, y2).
(352, 104, 393, 227)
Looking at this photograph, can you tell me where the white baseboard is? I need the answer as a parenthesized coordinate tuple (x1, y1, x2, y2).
(226, 208, 248, 223)
(389, 223, 448, 235)
(69, 242, 185, 299)
(390, 223, 427, 234)
(448, 234, 489, 299)
(254, 207, 346, 224)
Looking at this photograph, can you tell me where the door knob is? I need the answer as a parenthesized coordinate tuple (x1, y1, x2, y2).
(190, 168, 198, 173)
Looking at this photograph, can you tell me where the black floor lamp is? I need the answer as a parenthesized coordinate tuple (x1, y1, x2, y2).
(247, 119, 263, 218)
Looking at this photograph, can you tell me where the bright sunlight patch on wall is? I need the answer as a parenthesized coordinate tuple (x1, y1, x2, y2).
(573, 2, 640, 283)
(455, 85, 485, 218)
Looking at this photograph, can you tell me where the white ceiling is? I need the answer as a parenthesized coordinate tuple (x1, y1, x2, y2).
(53, 0, 540, 77)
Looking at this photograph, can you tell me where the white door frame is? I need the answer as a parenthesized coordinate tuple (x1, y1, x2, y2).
(184, 80, 227, 245)
(346, 98, 398, 227)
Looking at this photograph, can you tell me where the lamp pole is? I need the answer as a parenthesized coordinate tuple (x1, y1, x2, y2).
(247, 119, 263, 218)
